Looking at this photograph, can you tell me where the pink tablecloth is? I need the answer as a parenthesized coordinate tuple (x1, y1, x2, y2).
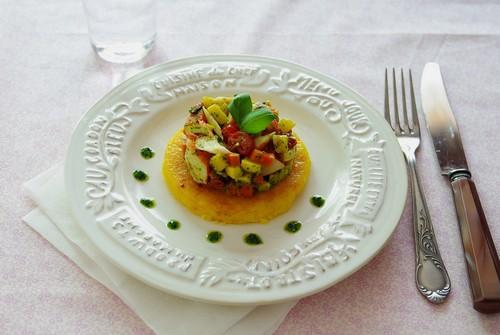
(2, 0, 500, 334)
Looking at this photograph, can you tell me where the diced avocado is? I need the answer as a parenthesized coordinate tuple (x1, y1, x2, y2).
(207, 104, 228, 125)
(281, 146, 296, 162)
(278, 118, 295, 132)
(241, 159, 262, 174)
(226, 166, 243, 179)
(203, 107, 223, 138)
(268, 171, 282, 185)
(236, 173, 252, 184)
(184, 123, 210, 135)
(195, 136, 231, 154)
(202, 96, 216, 107)
(184, 149, 208, 184)
(268, 163, 292, 185)
(272, 134, 289, 153)
(254, 131, 275, 149)
(257, 182, 271, 192)
(209, 153, 228, 172)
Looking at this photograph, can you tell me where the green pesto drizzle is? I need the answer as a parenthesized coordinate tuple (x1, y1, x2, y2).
(310, 195, 325, 208)
(133, 170, 149, 182)
(284, 220, 302, 233)
(244, 233, 263, 245)
(206, 231, 223, 243)
(140, 198, 156, 208)
(167, 219, 180, 230)
(140, 147, 155, 159)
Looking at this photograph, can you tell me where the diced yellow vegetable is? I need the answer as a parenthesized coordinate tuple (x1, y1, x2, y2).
(236, 173, 252, 184)
(207, 104, 228, 125)
(202, 96, 216, 107)
(226, 166, 243, 179)
(278, 118, 295, 132)
(216, 96, 232, 104)
(220, 103, 228, 114)
(272, 134, 289, 153)
(209, 153, 228, 172)
(241, 159, 262, 174)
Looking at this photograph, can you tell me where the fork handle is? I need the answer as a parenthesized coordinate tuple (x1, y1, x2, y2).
(405, 151, 451, 303)
(450, 175, 500, 313)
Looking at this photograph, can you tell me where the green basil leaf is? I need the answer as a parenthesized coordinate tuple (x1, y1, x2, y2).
(240, 107, 277, 134)
(227, 93, 252, 126)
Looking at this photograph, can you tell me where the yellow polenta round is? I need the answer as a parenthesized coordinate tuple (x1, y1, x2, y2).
(163, 130, 311, 224)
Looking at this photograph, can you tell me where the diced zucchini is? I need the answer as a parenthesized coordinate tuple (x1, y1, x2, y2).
(236, 173, 252, 184)
(272, 134, 289, 153)
(241, 159, 262, 174)
(202, 96, 216, 107)
(254, 131, 275, 149)
(226, 166, 243, 179)
(278, 118, 295, 132)
(257, 182, 271, 192)
(203, 107, 223, 138)
(281, 146, 296, 162)
(184, 149, 208, 184)
(209, 153, 228, 172)
(207, 104, 228, 125)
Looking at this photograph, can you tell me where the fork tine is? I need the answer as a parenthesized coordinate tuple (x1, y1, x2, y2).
(409, 69, 420, 134)
(384, 68, 392, 128)
(400, 69, 410, 132)
(392, 68, 401, 134)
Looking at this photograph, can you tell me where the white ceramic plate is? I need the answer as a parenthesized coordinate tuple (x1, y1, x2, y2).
(65, 55, 407, 305)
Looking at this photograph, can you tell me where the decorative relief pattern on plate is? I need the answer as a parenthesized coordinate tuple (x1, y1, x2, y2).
(84, 98, 150, 214)
(99, 207, 205, 279)
(82, 61, 388, 289)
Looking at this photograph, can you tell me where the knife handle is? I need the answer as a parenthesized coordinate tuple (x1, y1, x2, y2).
(451, 176, 500, 313)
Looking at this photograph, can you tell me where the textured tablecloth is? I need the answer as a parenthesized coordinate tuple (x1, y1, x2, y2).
(2, 0, 500, 334)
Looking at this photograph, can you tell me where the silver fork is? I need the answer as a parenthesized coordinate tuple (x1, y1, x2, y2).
(385, 68, 451, 304)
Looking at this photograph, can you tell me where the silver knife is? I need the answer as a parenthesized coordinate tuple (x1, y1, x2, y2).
(421, 63, 500, 313)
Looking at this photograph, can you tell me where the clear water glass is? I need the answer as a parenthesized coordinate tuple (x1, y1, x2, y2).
(83, 0, 156, 64)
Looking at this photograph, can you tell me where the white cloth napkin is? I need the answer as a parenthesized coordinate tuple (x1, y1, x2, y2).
(23, 164, 295, 335)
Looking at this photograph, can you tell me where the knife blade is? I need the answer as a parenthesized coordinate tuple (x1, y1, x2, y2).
(421, 63, 500, 313)
(420, 63, 469, 177)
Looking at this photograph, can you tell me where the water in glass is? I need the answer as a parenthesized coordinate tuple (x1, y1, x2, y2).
(83, 0, 156, 63)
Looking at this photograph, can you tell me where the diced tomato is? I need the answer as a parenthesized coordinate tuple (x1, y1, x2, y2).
(226, 131, 255, 156)
(240, 184, 254, 198)
(269, 119, 279, 131)
(253, 175, 265, 185)
(222, 119, 239, 138)
(227, 153, 240, 166)
(250, 149, 275, 166)
(261, 153, 274, 166)
(197, 150, 212, 165)
(288, 136, 297, 149)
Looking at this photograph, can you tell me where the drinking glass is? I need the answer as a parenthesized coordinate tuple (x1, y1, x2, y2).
(82, 0, 156, 64)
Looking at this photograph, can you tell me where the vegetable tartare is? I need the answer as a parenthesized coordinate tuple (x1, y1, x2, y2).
(163, 93, 311, 223)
